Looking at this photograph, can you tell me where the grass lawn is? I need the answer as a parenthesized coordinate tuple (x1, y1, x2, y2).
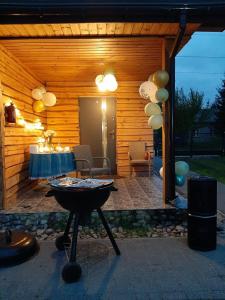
(184, 156, 225, 184)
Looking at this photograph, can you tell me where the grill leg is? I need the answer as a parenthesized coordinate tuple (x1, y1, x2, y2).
(97, 208, 121, 256)
(70, 212, 80, 262)
(61, 212, 82, 283)
(64, 212, 73, 238)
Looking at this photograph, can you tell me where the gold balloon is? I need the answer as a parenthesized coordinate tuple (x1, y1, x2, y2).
(33, 100, 45, 113)
(155, 88, 169, 103)
(153, 70, 169, 88)
(144, 103, 161, 117)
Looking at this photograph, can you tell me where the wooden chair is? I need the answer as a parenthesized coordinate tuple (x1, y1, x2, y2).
(73, 145, 111, 177)
(128, 141, 152, 177)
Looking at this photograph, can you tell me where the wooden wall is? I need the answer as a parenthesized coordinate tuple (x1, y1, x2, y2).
(0, 44, 45, 209)
(47, 81, 156, 176)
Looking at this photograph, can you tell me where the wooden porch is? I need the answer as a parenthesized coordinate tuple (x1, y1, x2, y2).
(1, 12, 220, 210)
(1, 175, 168, 213)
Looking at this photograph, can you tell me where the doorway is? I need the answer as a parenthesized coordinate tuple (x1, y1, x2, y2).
(79, 97, 117, 174)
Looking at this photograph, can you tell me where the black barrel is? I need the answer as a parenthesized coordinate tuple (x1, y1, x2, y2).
(187, 176, 217, 251)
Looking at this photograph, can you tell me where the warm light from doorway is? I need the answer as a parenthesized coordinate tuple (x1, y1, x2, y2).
(101, 99, 107, 112)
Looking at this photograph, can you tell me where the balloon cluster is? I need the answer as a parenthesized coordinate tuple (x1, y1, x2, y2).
(159, 161, 190, 187)
(140, 70, 169, 130)
(32, 86, 57, 113)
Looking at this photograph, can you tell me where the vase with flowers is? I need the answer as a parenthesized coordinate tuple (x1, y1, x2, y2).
(43, 130, 56, 151)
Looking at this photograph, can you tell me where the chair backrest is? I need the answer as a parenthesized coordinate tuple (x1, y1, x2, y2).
(73, 145, 93, 169)
(129, 141, 146, 160)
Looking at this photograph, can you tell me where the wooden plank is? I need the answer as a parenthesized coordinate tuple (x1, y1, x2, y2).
(0, 38, 163, 82)
(5, 162, 29, 179)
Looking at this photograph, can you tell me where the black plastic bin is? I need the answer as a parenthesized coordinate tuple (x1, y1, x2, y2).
(187, 176, 217, 251)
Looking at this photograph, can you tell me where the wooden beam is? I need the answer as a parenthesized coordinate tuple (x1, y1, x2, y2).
(162, 38, 175, 205)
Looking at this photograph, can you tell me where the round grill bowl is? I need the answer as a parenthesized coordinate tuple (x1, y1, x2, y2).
(51, 183, 113, 213)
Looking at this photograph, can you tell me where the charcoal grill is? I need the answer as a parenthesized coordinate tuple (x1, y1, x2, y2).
(48, 180, 120, 283)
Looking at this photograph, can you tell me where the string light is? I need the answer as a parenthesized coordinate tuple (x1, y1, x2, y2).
(6, 100, 45, 131)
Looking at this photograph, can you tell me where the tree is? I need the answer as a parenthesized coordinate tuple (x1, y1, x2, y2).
(175, 88, 208, 139)
(213, 75, 225, 133)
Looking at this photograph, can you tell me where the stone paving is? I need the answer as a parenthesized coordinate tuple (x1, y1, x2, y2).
(1, 237, 225, 299)
(2, 176, 165, 213)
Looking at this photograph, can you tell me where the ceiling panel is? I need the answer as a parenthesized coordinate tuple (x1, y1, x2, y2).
(0, 38, 164, 82)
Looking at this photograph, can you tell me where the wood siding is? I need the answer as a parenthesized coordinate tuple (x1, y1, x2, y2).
(0, 44, 45, 208)
(47, 81, 158, 176)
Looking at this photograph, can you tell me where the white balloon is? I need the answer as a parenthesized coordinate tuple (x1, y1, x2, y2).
(42, 92, 57, 106)
(149, 82, 159, 103)
(32, 88, 43, 100)
(144, 103, 161, 117)
(148, 114, 163, 130)
(159, 167, 163, 178)
(38, 86, 46, 94)
(139, 81, 151, 100)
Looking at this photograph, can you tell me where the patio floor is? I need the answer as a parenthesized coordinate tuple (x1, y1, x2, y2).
(1, 237, 225, 299)
(4, 176, 168, 213)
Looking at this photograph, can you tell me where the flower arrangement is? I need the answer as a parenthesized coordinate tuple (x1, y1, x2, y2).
(43, 130, 56, 147)
(43, 129, 56, 138)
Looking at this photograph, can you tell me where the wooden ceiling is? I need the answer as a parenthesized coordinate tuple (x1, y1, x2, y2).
(0, 23, 199, 37)
(0, 38, 164, 82)
(0, 23, 200, 83)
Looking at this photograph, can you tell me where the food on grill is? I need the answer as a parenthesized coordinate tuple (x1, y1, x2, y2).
(49, 177, 114, 189)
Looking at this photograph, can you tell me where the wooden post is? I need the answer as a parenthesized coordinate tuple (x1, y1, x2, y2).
(162, 11, 187, 205)
(162, 38, 176, 205)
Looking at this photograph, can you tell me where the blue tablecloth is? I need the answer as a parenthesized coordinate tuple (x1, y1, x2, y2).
(29, 152, 76, 179)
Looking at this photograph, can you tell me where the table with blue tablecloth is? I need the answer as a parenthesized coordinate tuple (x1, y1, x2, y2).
(29, 152, 76, 179)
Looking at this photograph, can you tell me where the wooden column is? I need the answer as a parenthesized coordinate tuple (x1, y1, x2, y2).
(162, 38, 176, 205)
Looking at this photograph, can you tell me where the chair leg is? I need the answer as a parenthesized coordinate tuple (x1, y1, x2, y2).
(97, 208, 120, 256)
(70, 212, 80, 262)
(129, 164, 132, 178)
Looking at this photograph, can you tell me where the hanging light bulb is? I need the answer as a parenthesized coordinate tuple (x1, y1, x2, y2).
(107, 79, 118, 92)
(98, 80, 107, 92)
(95, 72, 118, 92)
(95, 74, 104, 86)
(104, 73, 118, 91)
